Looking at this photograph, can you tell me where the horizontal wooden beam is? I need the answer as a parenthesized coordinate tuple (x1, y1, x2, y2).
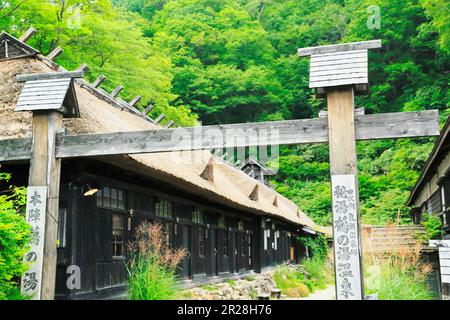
(298, 40, 382, 57)
(16, 71, 84, 82)
(0, 137, 32, 162)
(54, 110, 439, 159)
(0, 111, 439, 162)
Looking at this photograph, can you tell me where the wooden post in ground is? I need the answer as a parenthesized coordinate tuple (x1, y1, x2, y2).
(16, 71, 82, 300)
(327, 86, 364, 300)
(298, 40, 383, 300)
(28, 111, 63, 300)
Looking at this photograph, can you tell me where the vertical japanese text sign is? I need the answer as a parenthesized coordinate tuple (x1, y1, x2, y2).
(21, 186, 47, 300)
(331, 174, 363, 300)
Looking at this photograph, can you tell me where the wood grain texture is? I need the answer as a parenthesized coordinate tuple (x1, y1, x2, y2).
(15, 78, 70, 112)
(298, 39, 381, 56)
(327, 87, 357, 174)
(0, 137, 32, 161)
(309, 50, 368, 89)
(18, 27, 37, 43)
(46, 47, 63, 61)
(27, 111, 63, 300)
(54, 110, 439, 158)
(16, 71, 83, 82)
(327, 87, 364, 300)
(110, 85, 123, 97)
(41, 111, 63, 300)
(92, 75, 106, 88)
(0, 111, 439, 161)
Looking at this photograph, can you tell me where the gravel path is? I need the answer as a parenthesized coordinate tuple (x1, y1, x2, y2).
(282, 285, 335, 300)
(298, 285, 335, 300)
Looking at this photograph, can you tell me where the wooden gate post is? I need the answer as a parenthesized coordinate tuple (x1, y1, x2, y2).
(16, 71, 82, 300)
(298, 40, 383, 300)
(28, 111, 63, 300)
(327, 86, 364, 300)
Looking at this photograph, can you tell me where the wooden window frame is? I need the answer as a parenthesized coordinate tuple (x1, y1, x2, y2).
(112, 213, 125, 259)
(192, 209, 204, 224)
(57, 207, 67, 249)
(96, 186, 126, 210)
(198, 226, 206, 257)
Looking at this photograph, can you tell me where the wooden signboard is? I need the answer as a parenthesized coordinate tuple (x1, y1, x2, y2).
(21, 186, 48, 300)
(331, 174, 363, 300)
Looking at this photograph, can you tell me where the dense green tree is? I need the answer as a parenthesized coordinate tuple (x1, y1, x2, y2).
(2, 0, 449, 226)
(0, 0, 197, 126)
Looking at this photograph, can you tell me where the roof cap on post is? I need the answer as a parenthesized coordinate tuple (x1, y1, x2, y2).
(15, 71, 83, 118)
(298, 39, 382, 96)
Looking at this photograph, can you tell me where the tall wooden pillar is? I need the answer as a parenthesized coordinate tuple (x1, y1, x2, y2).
(298, 40, 382, 300)
(16, 71, 82, 300)
(327, 86, 364, 300)
(28, 111, 63, 300)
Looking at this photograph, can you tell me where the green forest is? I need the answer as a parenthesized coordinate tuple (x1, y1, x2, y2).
(1, 0, 448, 226)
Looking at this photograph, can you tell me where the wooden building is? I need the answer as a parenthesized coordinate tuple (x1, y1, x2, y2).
(407, 116, 450, 238)
(407, 116, 450, 299)
(0, 31, 323, 300)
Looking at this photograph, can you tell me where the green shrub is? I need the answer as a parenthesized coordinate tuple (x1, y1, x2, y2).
(245, 275, 256, 282)
(364, 238, 435, 300)
(301, 256, 333, 291)
(273, 266, 302, 294)
(201, 284, 217, 292)
(226, 279, 236, 287)
(421, 213, 442, 240)
(284, 284, 310, 298)
(273, 259, 332, 298)
(127, 222, 185, 300)
(298, 234, 328, 262)
(365, 264, 434, 300)
(0, 172, 30, 300)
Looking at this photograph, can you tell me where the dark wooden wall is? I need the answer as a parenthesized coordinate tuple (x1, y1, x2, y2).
(0, 161, 304, 300)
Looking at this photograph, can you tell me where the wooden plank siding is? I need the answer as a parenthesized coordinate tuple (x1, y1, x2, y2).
(15, 78, 71, 112)
(309, 50, 368, 88)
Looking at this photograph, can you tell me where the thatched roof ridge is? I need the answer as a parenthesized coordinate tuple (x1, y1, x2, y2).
(0, 40, 319, 230)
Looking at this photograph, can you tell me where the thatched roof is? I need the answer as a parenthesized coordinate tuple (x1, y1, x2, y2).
(0, 41, 319, 231)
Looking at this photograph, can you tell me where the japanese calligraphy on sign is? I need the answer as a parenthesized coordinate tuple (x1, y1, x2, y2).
(21, 186, 47, 300)
(331, 175, 363, 300)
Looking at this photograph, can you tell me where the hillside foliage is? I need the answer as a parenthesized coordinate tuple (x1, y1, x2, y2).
(1, 0, 449, 225)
